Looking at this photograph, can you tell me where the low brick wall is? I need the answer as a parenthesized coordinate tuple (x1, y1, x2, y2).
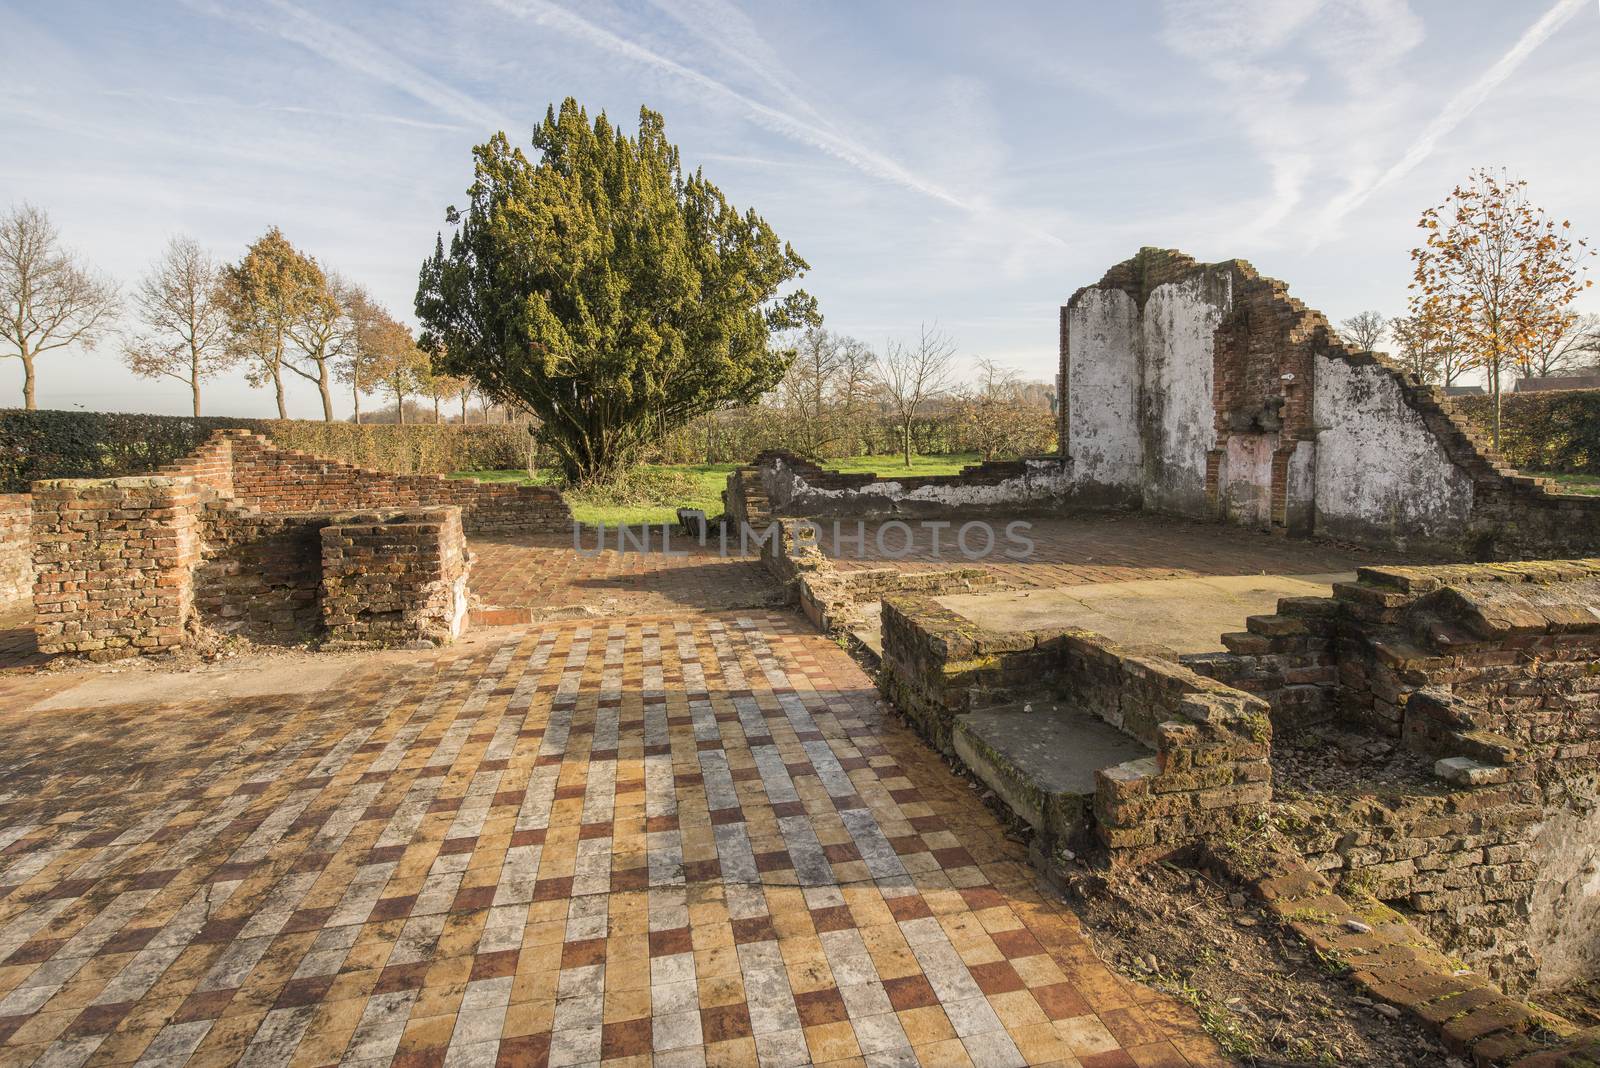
(1184, 560, 1600, 992)
(173, 430, 570, 535)
(728, 469, 998, 634)
(0, 493, 30, 608)
(31, 477, 200, 660)
(878, 595, 1272, 861)
(747, 449, 1073, 518)
(321, 508, 470, 648)
(194, 508, 327, 640)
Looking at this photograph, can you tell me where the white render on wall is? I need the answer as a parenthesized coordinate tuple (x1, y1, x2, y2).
(1065, 287, 1142, 499)
(1141, 274, 1224, 515)
(760, 456, 1072, 514)
(1063, 268, 1477, 545)
(1311, 355, 1474, 545)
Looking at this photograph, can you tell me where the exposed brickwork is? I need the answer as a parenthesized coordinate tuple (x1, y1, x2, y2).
(1064, 248, 1600, 558)
(0, 493, 30, 608)
(193, 507, 328, 640)
(204, 430, 570, 534)
(30, 476, 200, 660)
(320, 507, 471, 647)
(878, 596, 1272, 862)
(1188, 561, 1600, 991)
(1214, 845, 1586, 1067)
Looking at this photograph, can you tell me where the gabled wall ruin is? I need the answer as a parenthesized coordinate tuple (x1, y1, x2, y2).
(1060, 249, 1600, 559)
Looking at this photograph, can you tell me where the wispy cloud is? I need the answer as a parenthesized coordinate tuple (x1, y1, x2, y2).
(99, 88, 473, 132)
(1316, 0, 1590, 233)
(180, 0, 511, 131)
(488, 0, 974, 212)
(642, 0, 833, 131)
(1159, 0, 1426, 242)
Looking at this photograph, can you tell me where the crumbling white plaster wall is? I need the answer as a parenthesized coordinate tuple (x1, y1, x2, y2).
(1066, 288, 1142, 504)
(1141, 275, 1224, 516)
(1311, 356, 1474, 546)
(767, 457, 1072, 515)
(1221, 434, 1275, 528)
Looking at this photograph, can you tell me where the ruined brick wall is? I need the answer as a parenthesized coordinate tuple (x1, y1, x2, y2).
(1188, 561, 1600, 991)
(193, 507, 327, 640)
(184, 430, 570, 534)
(160, 433, 235, 497)
(879, 596, 1272, 861)
(0, 493, 31, 607)
(320, 508, 470, 647)
(749, 449, 1071, 518)
(1062, 248, 1600, 558)
(30, 477, 200, 659)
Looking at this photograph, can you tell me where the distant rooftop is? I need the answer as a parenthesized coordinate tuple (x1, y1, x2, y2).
(1514, 373, 1600, 393)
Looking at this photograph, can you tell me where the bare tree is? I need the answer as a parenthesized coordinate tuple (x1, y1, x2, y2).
(0, 204, 120, 410)
(779, 328, 843, 456)
(833, 336, 878, 455)
(1338, 310, 1389, 351)
(956, 359, 1056, 461)
(877, 323, 957, 466)
(122, 236, 232, 416)
(1517, 313, 1600, 379)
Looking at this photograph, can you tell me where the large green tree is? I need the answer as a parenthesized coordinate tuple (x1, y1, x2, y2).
(416, 99, 818, 482)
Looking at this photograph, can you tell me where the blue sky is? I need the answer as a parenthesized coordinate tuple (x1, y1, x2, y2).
(3, 0, 1597, 418)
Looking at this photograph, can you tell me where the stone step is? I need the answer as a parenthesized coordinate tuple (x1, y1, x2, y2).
(952, 702, 1153, 842)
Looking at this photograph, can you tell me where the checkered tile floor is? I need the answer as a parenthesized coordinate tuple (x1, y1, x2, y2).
(0, 612, 1224, 1067)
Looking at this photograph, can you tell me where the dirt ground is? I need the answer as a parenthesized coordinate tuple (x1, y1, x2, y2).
(1056, 858, 1458, 1067)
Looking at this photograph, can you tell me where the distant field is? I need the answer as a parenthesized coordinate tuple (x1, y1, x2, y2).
(453, 452, 982, 524)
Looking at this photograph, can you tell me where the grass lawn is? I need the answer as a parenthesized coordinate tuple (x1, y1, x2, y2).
(1537, 471, 1600, 495)
(453, 453, 983, 525)
(821, 452, 980, 477)
(453, 463, 739, 526)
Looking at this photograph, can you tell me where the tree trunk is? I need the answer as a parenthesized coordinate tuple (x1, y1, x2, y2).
(21, 347, 36, 411)
(1491, 366, 1503, 450)
(353, 385, 362, 425)
(395, 383, 406, 425)
(461, 394, 468, 424)
(274, 369, 287, 419)
(317, 363, 334, 422)
(902, 418, 912, 467)
(190, 345, 202, 416)
(434, 397, 441, 424)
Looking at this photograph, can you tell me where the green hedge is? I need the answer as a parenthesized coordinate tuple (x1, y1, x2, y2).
(1453, 391, 1600, 476)
(0, 410, 530, 493)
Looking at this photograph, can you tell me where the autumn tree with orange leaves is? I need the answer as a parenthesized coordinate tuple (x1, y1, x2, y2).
(1408, 169, 1591, 448)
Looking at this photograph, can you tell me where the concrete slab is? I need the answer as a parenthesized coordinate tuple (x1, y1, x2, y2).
(938, 572, 1354, 655)
(953, 703, 1152, 838)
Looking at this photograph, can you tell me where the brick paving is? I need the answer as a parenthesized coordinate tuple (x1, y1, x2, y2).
(0, 607, 43, 673)
(0, 609, 1223, 1067)
(818, 513, 1400, 587)
(468, 533, 779, 619)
